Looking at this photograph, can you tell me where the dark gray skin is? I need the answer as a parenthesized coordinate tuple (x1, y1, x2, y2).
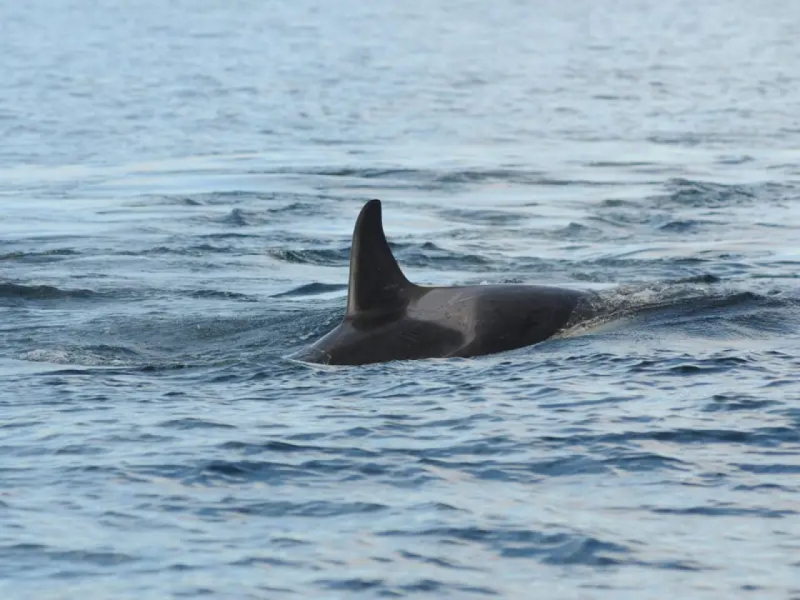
(292, 199, 590, 366)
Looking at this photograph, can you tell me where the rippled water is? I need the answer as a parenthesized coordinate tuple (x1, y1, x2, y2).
(2, 0, 800, 598)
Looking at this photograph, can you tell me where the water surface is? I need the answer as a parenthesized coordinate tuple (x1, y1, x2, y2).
(2, 1, 800, 598)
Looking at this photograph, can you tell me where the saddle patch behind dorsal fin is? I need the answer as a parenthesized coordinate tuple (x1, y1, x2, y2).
(346, 199, 414, 317)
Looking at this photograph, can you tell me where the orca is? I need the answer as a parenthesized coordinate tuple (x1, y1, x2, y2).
(291, 200, 591, 365)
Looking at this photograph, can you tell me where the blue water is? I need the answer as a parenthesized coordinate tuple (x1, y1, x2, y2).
(2, 0, 800, 598)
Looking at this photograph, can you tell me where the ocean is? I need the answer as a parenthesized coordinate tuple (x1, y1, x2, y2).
(2, 0, 799, 598)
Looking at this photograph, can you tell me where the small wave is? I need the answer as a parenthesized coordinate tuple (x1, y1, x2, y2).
(439, 208, 525, 226)
(0, 281, 97, 300)
(126, 243, 236, 256)
(396, 241, 491, 269)
(4, 544, 136, 567)
(23, 344, 141, 366)
(315, 577, 497, 596)
(158, 418, 236, 430)
(210, 205, 321, 227)
(152, 191, 341, 207)
(381, 526, 629, 566)
(287, 166, 420, 179)
(648, 505, 794, 518)
(265, 202, 326, 216)
(270, 166, 608, 190)
(219, 208, 251, 226)
(198, 232, 258, 240)
(656, 179, 760, 208)
(271, 282, 347, 298)
(186, 289, 258, 302)
(225, 500, 386, 518)
(151, 190, 258, 206)
(656, 219, 717, 233)
(549, 426, 800, 448)
(0, 248, 79, 262)
(269, 248, 349, 266)
(576, 282, 745, 322)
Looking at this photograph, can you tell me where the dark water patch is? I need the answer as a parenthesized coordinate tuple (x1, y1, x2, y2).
(649, 505, 795, 518)
(192, 459, 321, 484)
(586, 212, 650, 230)
(587, 160, 656, 168)
(316, 577, 498, 597)
(736, 463, 800, 475)
(137, 362, 196, 372)
(159, 418, 236, 430)
(512, 222, 607, 245)
(265, 201, 324, 215)
(185, 289, 258, 302)
(412, 435, 517, 458)
(271, 282, 347, 298)
(395, 241, 491, 269)
(418, 452, 678, 481)
(220, 500, 387, 518)
(151, 190, 298, 206)
(702, 394, 779, 412)
(675, 274, 721, 284)
(526, 455, 610, 477)
(229, 555, 301, 568)
(21, 344, 143, 367)
(439, 208, 525, 226)
(716, 155, 755, 165)
(287, 166, 419, 179)
(219, 440, 379, 458)
(403, 580, 498, 596)
(219, 207, 253, 227)
(381, 527, 629, 566)
(161, 195, 203, 206)
(434, 169, 538, 185)
(546, 427, 800, 449)
(221, 440, 317, 453)
(653, 179, 792, 209)
(647, 133, 711, 147)
(631, 355, 756, 376)
(604, 451, 687, 472)
(55, 444, 107, 456)
(656, 219, 717, 233)
(651, 560, 708, 572)
(0, 282, 98, 301)
(196, 232, 258, 240)
(153, 190, 344, 208)
(0, 544, 136, 568)
(292, 166, 540, 185)
(206, 204, 323, 227)
(600, 198, 641, 209)
(733, 483, 796, 492)
(269, 247, 350, 266)
(118, 243, 255, 258)
(279, 166, 616, 190)
(553, 222, 602, 238)
(315, 578, 384, 592)
(0, 248, 80, 262)
(142, 243, 237, 256)
(398, 550, 477, 571)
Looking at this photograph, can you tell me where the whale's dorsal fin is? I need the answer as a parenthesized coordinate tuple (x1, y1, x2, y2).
(346, 199, 414, 317)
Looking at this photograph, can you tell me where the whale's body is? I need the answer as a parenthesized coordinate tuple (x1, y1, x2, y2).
(292, 200, 588, 366)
